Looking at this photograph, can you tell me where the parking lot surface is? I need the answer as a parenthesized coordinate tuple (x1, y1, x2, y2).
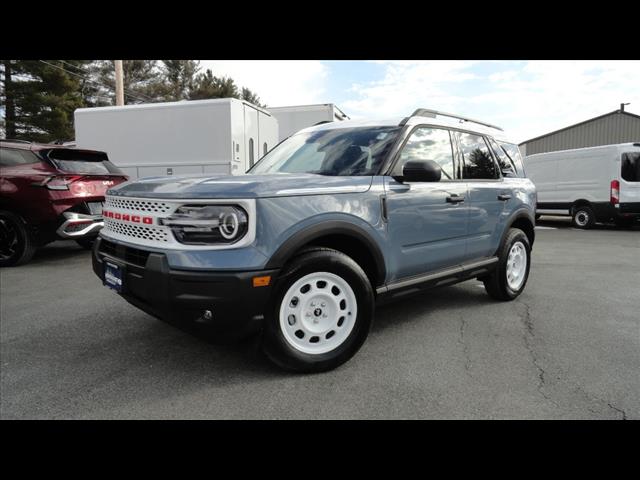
(1, 218, 638, 419)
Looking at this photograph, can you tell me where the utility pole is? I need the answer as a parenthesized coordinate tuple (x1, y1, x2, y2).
(114, 60, 124, 106)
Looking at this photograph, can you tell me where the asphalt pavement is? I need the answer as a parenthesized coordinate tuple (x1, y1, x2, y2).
(1, 217, 638, 419)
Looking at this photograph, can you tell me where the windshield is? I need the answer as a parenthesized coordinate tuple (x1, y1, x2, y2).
(47, 148, 124, 175)
(249, 126, 401, 176)
(621, 152, 640, 182)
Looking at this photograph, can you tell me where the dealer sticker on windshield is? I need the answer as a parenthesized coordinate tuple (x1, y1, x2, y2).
(104, 261, 124, 292)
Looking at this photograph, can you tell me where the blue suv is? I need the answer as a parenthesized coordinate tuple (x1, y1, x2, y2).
(92, 109, 536, 372)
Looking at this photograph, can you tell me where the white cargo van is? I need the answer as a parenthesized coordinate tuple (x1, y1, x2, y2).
(75, 98, 278, 179)
(268, 104, 348, 142)
(524, 143, 640, 227)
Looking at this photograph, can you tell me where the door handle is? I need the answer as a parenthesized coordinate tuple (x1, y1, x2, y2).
(498, 193, 512, 201)
(446, 194, 465, 204)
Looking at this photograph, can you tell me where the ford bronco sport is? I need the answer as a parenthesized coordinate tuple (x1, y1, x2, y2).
(92, 109, 536, 372)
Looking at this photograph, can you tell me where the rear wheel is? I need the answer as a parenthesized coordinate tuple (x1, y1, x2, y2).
(262, 248, 374, 373)
(572, 205, 595, 229)
(0, 210, 37, 267)
(483, 228, 531, 301)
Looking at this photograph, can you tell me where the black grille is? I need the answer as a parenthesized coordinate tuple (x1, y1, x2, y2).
(99, 239, 151, 267)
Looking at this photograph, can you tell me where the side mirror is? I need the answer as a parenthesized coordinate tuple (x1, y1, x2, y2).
(402, 160, 442, 182)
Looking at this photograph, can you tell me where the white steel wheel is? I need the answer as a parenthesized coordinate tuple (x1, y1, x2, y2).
(506, 241, 527, 291)
(279, 271, 358, 355)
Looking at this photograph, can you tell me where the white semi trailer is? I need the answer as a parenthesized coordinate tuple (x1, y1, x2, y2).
(75, 98, 278, 179)
(268, 104, 349, 142)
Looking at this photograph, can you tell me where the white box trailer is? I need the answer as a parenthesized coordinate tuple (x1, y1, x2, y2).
(268, 104, 349, 142)
(524, 142, 640, 227)
(74, 98, 278, 179)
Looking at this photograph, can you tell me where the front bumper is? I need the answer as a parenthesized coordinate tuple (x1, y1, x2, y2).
(92, 237, 279, 334)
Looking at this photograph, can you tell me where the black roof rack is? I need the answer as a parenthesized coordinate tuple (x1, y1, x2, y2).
(401, 108, 503, 132)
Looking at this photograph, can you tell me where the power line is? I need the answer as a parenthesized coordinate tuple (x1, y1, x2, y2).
(57, 60, 157, 103)
(57, 60, 158, 103)
(37, 60, 156, 104)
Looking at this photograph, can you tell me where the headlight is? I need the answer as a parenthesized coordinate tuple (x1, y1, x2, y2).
(160, 205, 249, 245)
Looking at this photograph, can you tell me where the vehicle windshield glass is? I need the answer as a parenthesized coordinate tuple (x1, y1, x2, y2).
(249, 126, 401, 176)
(621, 152, 640, 182)
(47, 149, 124, 175)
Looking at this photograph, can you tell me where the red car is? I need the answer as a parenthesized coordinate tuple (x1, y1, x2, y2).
(0, 140, 128, 266)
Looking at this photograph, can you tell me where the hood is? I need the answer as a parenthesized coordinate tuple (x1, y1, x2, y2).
(107, 173, 373, 199)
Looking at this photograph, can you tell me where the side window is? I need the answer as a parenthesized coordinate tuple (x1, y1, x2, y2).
(459, 133, 499, 180)
(0, 148, 40, 167)
(249, 138, 255, 167)
(487, 138, 516, 177)
(263, 142, 268, 156)
(395, 127, 455, 180)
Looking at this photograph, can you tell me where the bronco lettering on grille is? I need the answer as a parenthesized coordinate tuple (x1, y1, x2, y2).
(103, 209, 154, 224)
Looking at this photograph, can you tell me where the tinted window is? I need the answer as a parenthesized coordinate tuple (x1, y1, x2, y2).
(487, 138, 517, 177)
(249, 127, 400, 176)
(499, 142, 526, 177)
(0, 148, 40, 167)
(621, 152, 640, 182)
(459, 133, 499, 179)
(47, 149, 123, 175)
(395, 127, 455, 180)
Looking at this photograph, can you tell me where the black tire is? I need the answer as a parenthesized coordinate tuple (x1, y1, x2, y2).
(262, 248, 375, 373)
(571, 205, 595, 229)
(75, 237, 96, 250)
(483, 228, 531, 301)
(0, 210, 37, 267)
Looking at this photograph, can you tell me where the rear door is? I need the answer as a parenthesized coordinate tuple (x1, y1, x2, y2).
(384, 126, 469, 280)
(619, 147, 640, 206)
(454, 131, 506, 260)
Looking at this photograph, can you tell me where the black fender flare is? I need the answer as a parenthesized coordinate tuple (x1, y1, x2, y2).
(501, 208, 536, 251)
(265, 220, 387, 284)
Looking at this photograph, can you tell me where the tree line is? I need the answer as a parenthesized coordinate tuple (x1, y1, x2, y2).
(0, 60, 265, 143)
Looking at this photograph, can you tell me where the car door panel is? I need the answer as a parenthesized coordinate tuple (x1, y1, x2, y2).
(383, 126, 469, 281)
(454, 131, 506, 260)
(384, 178, 469, 280)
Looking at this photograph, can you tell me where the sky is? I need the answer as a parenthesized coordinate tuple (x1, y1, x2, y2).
(200, 60, 640, 144)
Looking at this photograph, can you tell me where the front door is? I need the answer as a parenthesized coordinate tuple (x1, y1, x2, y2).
(384, 126, 469, 281)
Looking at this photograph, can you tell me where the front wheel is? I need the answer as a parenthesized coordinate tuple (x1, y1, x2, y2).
(262, 248, 374, 373)
(483, 228, 531, 301)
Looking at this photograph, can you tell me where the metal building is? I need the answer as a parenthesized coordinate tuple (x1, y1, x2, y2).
(519, 106, 640, 156)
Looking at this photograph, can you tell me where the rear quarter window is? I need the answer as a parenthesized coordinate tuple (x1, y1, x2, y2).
(499, 142, 526, 178)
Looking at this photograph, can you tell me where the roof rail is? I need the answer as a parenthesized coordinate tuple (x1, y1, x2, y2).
(404, 108, 504, 132)
(0, 138, 32, 144)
